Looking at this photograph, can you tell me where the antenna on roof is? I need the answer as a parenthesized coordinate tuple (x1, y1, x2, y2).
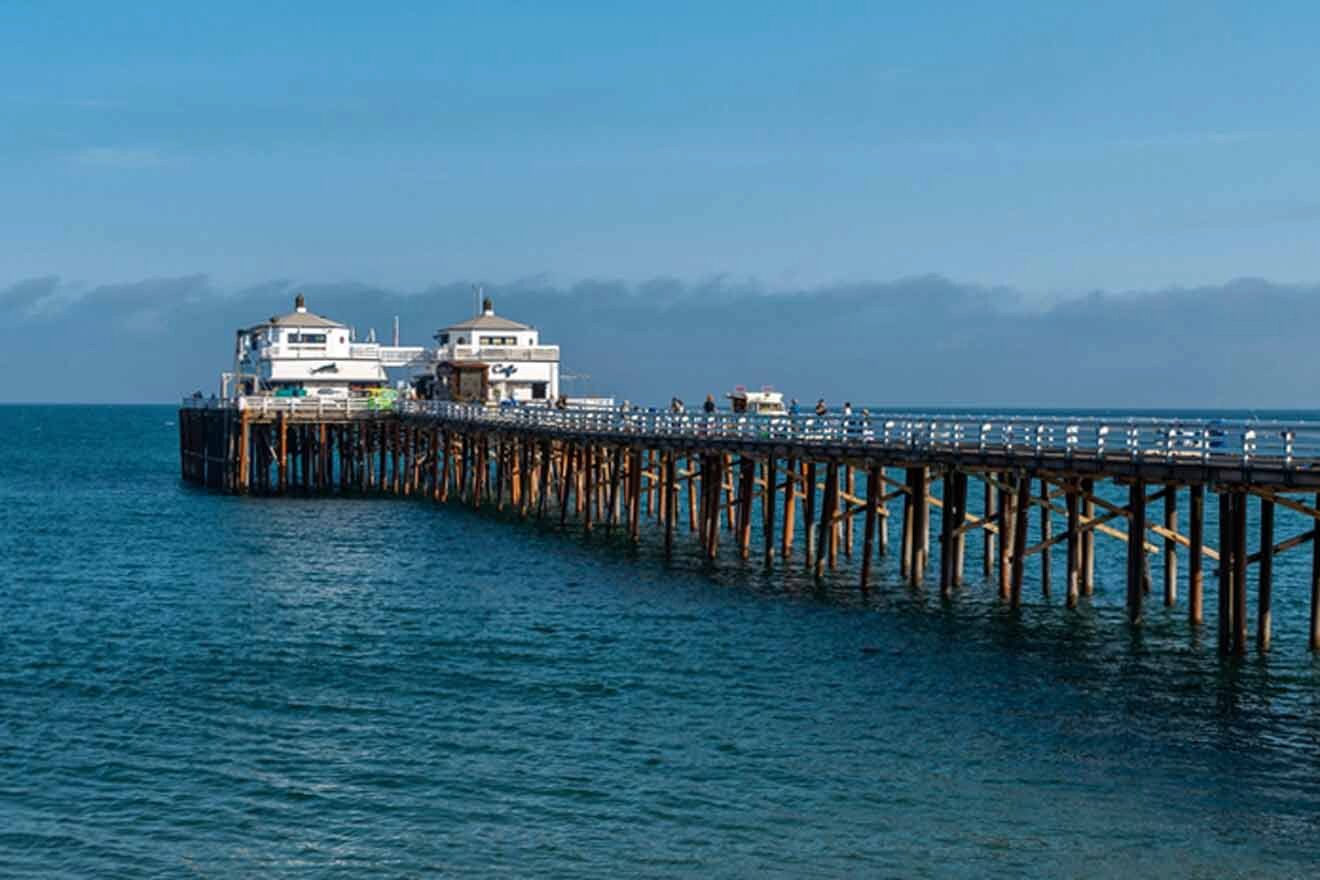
(472, 284, 483, 317)
(393, 316, 400, 347)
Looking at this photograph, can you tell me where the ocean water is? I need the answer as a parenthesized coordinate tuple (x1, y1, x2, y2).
(3, 404, 1320, 878)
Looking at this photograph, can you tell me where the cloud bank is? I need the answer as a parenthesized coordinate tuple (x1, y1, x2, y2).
(1, 274, 1313, 409)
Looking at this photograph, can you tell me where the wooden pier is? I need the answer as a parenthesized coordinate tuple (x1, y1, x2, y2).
(180, 398, 1320, 657)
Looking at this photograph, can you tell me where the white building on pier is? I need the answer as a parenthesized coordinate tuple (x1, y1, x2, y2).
(427, 297, 560, 403)
(228, 294, 425, 398)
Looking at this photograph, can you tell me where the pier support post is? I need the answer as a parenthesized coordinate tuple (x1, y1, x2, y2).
(1038, 478, 1051, 597)
(1126, 480, 1146, 624)
(953, 471, 967, 586)
(1164, 486, 1178, 606)
(939, 469, 955, 597)
(844, 467, 855, 560)
(763, 457, 777, 569)
(236, 412, 250, 494)
(1065, 482, 1080, 608)
(1081, 479, 1096, 595)
(739, 457, 756, 561)
(998, 474, 1014, 600)
(1258, 496, 1274, 653)
(983, 478, 995, 578)
(782, 458, 797, 559)
(1010, 474, 1029, 609)
(629, 449, 643, 543)
(1189, 484, 1204, 625)
(1233, 490, 1248, 656)
(803, 462, 817, 572)
(664, 452, 676, 557)
(687, 456, 698, 533)
(559, 443, 576, 526)
(583, 445, 594, 532)
(815, 461, 838, 579)
(1218, 489, 1234, 655)
(861, 464, 879, 591)
(606, 447, 622, 534)
(277, 414, 288, 494)
(877, 467, 888, 558)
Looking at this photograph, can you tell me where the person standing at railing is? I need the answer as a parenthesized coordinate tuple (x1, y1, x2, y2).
(815, 399, 827, 417)
(703, 394, 716, 414)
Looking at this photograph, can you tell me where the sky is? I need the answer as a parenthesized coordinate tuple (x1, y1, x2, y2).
(3, 3, 1320, 404)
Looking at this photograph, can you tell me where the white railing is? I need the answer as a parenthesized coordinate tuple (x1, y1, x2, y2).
(447, 345, 560, 362)
(396, 401, 1320, 469)
(182, 396, 393, 416)
(183, 396, 1320, 469)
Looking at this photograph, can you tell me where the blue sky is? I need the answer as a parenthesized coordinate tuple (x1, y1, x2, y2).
(5, 1, 1320, 292)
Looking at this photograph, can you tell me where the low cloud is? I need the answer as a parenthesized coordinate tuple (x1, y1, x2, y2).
(1, 273, 1316, 408)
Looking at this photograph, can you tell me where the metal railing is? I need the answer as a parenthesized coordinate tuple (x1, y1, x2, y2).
(182, 396, 394, 416)
(398, 401, 1320, 469)
(446, 345, 560, 361)
(182, 396, 1320, 469)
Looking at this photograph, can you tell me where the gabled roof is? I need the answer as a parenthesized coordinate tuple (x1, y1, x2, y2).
(443, 313, 532, 332)
(245, 294, 346, 332)
(262, 310, 345, 329)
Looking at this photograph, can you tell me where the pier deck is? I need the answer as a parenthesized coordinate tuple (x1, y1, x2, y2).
(180, 397, 1320, 656)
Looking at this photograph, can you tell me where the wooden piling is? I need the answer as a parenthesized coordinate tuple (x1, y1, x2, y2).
(1163, 487, 1177, 606)
(1233, 490, 1248, 656)
(952, 471, 967, 586)
(1038, 478, 1051, 597)
(1218, 489, 1233, 655)
(998, 475, 1014, 600)
(900, 469, 915, 582)
(1010, 474, 1029, 609)
(1065, 483, 1080, 608)
(664, 452, 676, 557)
(738, 458, 756, 561)
(1081, 479, 1096, 596)
(861, 464, 879, 591)
(939, 469, 955, 597)
(1258, 496, 1273, 653)
(1126, 480, 1146, 624)
(803, 461, 817, 572)
(1189, 484, 1204, 625)
(763, 457, 776, 569)
(782, 458, 797, 560)
(815, 462, 838, 579)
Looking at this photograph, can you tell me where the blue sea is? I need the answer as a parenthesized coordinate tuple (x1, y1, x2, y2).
(3, 404, 1320, 878)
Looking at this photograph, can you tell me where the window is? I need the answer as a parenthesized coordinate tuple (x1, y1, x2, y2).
(480, 335, 518, 346)
(288, 332, 327, 345)
(532, 382, 547, 400)
(438, 333, 450, 345)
